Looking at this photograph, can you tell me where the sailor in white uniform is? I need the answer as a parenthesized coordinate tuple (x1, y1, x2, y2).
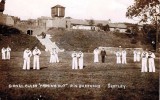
(136, 49, 141, 62)
(33, 47, 41, 70)
(72, 51, 78, 69)
(23, 48, 32, 70)
(148, 50, 156, 72)
(6, 46, 11, 60)
(1, 47, 6, 60)
(116, 49, 121, 64)
(133, 49, 137, 62)
(121, 49, 127, 64)
(141, 50, 148, 72)
(54, 48, 59, 63)
(78, 51, 84, 69)
(50, 48, 56, 63)
(93, 48, 99, 63)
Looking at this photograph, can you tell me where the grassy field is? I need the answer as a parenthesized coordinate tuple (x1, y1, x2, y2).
(47, 29, 156, 52)
(0, 51, 159, 100)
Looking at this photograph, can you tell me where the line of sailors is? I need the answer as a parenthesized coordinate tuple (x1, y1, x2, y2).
(71, 51, 84, 70)
(1, 46, 11, 60)
(93, 47, 156, 72)
(1, 46, 156, 72)
(93, 47, 127, 64)
(22, 47, 41, 70)
(22, 47, 60, 70)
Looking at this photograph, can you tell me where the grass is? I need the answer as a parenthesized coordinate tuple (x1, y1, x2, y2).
(47, 29, 155, 52)
(0, 51, 159, 100)
(0, 24, 45, 51)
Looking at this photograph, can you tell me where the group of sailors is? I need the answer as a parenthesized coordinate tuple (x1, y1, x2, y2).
(1, 46, 11, 60)
(1, 46, 156, 72)
(50, 48, 59, 63)
(94, 47, 128, 64)
(23, 47, 41, 70)
(93, 47, 156, 72)
(22, 47, 61, 70)
(71, 51, 84, 70)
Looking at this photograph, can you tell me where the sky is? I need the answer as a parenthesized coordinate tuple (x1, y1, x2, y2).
(3, 0, 137, 23)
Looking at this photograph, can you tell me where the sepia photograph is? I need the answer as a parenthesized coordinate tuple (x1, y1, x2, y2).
(0, 0, 159, 99)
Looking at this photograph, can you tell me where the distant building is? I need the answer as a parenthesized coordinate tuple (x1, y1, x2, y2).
(108, 23, 127, 33)
(37, 16, 53, 28)
(6, 16, 14, 26)
(51, 5, 65, 18)
(0, 14, 16, 26)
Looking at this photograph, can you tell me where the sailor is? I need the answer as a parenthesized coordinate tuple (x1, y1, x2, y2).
(148, 50, 155, 72)
(23, 48, 32, 70)
(50, 48, 56, 63)
(136, 49, 141, 62)
(100, 48, 106, 63)
(33, 47, 41, 70)
(133, 49, 137, 62)
(93, 48, 99, 63)
(141, 49, 148, 72)
(1, 47, 6, 60)
(6, 46, 11, 60)
(78, 51, 84, 69)
(72, 51, 78, 69)
(121, 49, 127, 64)
(116, 49, 121, 64)
(54, 48, 59, 63)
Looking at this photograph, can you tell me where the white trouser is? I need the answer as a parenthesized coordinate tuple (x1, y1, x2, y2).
(122, 56, 127, 64)
(72, 58, 78, 69)
(79, 58, 83, 69)
(134, 55, 137, 62)
(148, 58, 155, 72)
(2, 53, 5, 60)
(136, 55, 140, 62)
(23, 58, 30, 70)
(50, 55, 56, 63)
(33, 56, 40, 70)
(141, 58, 147, 72)
(94, 55, 99, 62)
(55, 54, 59, 63)
(117, 57, 121, 64)
(6, 52, 10, 59)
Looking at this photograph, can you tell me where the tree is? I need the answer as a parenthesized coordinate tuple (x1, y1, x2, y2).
(88, 19, 95, 31)
(126, 0, 160, 23)
(97, 23, 103, 31)
(88, 19, 95, 26)
(126, 0, 160, 51)
(103, 24, 110, 32)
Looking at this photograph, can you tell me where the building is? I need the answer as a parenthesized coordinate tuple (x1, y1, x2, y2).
(108, 23, 127, 33)
(51, 5, 65, 18)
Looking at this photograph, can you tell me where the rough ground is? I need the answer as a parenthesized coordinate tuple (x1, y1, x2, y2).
(0, 51, 159, 100)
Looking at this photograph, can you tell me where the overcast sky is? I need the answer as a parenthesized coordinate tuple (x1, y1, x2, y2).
(4, 0, 137, 23)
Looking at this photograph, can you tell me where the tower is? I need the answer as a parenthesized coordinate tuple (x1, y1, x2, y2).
(51, 5, 65, 18)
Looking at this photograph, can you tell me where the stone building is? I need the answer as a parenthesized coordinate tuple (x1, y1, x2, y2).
(51, 5, 65, 18)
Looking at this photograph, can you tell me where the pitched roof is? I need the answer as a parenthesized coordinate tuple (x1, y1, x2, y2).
(51, 5, 65, 8)
(108, 23, 127, 29)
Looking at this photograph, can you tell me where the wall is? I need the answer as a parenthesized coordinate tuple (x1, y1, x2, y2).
(52, 18, 66, 28)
